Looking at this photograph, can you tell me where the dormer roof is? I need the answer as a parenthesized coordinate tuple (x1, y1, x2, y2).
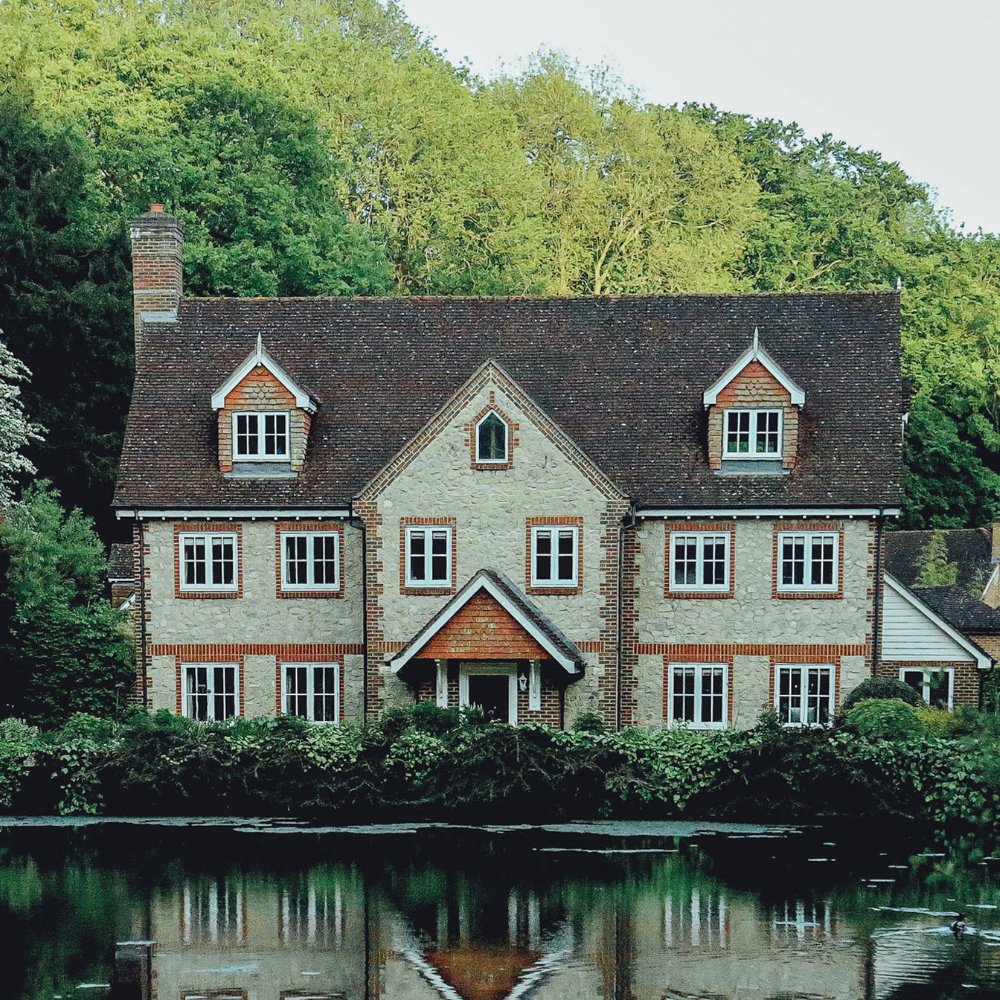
(211, 334, 317, 413)
(703, 328, 806, 407)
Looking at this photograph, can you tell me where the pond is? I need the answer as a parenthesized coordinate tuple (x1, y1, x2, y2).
(3, 818, 1000, 1000)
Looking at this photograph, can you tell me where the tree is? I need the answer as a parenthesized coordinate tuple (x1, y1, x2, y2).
(0, 338, 42, 508)
(0, 481, 133, 723)
(914, 529, 959, 587)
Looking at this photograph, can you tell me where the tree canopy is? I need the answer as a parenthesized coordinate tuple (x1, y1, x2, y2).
(0, 0, 998, 530)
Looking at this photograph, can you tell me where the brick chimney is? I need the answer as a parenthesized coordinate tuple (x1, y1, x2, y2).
(129, 204, 183, 353)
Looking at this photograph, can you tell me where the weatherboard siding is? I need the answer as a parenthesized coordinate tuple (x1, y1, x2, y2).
(881, 585, 976, 662)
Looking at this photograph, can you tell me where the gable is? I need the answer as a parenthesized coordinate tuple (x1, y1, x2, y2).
(416, 591, 548, 660)
(882, 577, 990, 667)
(357, 360, 625, 503)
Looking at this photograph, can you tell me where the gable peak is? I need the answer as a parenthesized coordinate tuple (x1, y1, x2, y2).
(703, 328, 805, 407)
(211, 336, 317, 413)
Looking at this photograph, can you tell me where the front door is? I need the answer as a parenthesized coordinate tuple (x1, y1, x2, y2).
(467, 674, 511, 723)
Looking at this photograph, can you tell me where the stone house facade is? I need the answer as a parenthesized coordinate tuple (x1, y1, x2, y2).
(114, 207, 912, 728)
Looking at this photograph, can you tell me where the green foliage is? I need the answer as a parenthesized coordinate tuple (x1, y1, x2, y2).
(914, 529, 960, 586)
(571, 709, 606, 734)
(0, 717, 41, 809)
(841, 677, 922, 711)
(844, 699, 921, 740)
(0, 481, 134, 723)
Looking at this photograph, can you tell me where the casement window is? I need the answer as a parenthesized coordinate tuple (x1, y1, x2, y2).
(900, 667, 954, 710)
(775, 664, 834, 726)
(668, 663, 728, 728)
(724, 409, 781, 458)
(777, 531, 838, 592)
(183, 663, 238, 721)
(670, 532, 730, 591)
(405, 526, 453, 588)
(531, 525, 579, 588)
(233, 411, 289, 460)
(180, 533, 238, 591)
(283, 663, 340, 722)
(281, 532, 339, 591)
(476, 411, 508, 463)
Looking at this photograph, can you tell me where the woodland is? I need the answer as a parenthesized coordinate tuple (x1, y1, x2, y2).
(1, 0, 999, 538)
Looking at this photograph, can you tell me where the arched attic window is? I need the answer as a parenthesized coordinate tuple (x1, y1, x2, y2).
(476, 411, 508, 464)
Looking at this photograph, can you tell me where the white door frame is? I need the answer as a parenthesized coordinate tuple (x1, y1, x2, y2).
(459, 661, 518, 724)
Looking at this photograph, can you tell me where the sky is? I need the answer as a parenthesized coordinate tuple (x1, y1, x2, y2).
(399, 0, 1000, 235)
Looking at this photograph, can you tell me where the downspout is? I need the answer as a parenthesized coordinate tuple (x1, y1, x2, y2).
(871, 507, 885, 678)
(616, 506, 639, 733)
(135, 509, 148, 709)
(351, 503, 369, 724)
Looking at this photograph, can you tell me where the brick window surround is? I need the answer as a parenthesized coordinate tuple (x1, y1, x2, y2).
(175, 654, 244, 717)
(400, 517, 458, 595)
(525, 516, 584, 595)
(274, 522, 345, 599)
(768, 655, 840, 721)
(664, 522, 736, 599)
(772, 522, 844, 600)
(465, 394, 519, 471)
(275, 658, 345, 722)
(174, 523, 243, 599)
(663, 658, 734, 728)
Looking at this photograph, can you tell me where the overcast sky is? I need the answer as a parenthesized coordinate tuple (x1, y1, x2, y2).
(399, 0, 1000, 235)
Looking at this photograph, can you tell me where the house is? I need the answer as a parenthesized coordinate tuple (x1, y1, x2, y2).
(879, 575, 996, 708)
(113, 206, 905, 729)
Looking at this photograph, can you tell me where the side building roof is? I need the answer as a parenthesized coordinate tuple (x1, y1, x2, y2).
(885, 529, 993, 591)
(114, 292, 903, 511)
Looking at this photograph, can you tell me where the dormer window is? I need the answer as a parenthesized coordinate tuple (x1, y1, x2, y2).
(476, 412, 508, 463)
(234, 411, 289, 460)
(724, 409, 781, 458)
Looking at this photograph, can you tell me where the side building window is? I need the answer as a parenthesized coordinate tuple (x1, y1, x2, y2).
(283, 663, 340, 722)
(234, 411, 289, 460)
(900, 667, 954, 710)
(775, 664, 834, 726)
(777, 531, 839, 593)
(668, 663, 728, 729)
(179, 531, 238, 593)
(281, 531, 340, 592)
(404, 524, 453, 590)
(670, 532, 730, 592)
(183, 663, 238, 721)
(530, 525, 580, 589)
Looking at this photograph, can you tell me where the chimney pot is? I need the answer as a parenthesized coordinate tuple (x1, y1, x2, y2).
(149, 203, 163, 213)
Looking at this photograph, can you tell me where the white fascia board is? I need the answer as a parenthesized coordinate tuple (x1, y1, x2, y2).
(116, 508, 351, 520)
(390, 575, 578, 674)
(884, 575, 993, 670)
(637, 507, 900, 519)
(702, 329, 806, 407)
(210, 335, 316, 413)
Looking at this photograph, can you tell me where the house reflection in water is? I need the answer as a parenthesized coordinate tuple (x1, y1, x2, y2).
(122, 851, 872, 1000)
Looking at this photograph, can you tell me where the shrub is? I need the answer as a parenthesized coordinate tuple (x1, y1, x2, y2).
(572, 709, 605, 734)
(0, 718, 42, 809)
(56, 712, 115, 743)
(841, 677, 921, 712)
(410, 701, 461, 736)
(844, 698, 920, 739)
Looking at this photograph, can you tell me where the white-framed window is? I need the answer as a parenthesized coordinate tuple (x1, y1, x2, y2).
(777, 531, 838, 592)
(179, 532, 238, 591)
(405, 525, 452, 588)
(233, 411, 289, 460)
(899, 667, 954, 710)
(724, 409, 782, 458)
(281, 532, 340, 591)
(775, 664, 834, 726)
(668, 663, 728, 728)
(283, 663, 340, 722)
(670, 532, 730, 591)
(476, 411, 508, 463)
(530, 525, 579, 587)
(183, 663, 238, 721)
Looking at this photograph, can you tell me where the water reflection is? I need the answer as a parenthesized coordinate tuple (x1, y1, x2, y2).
(2, 823, 1000, 999)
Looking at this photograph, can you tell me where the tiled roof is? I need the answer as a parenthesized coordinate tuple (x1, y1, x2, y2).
(107, 542, 134, 581)
(913, 585, 1000, 635)
(884, 529, 993, 590)
(114, 293, 903, 510)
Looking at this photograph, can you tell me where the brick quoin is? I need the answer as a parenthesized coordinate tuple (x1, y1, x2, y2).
(708, 362, 799, 470)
